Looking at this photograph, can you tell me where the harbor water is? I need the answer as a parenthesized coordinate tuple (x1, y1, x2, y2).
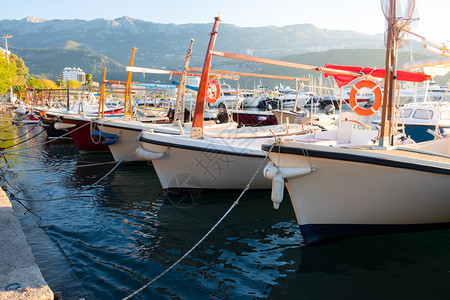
(1, 112, 450, 299)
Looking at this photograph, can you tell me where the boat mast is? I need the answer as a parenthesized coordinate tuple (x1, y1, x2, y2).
(124, 47, 136, 120)
(379, 0, 398, 147)
(98, 67, 106, 118)
(191, 16, 221, 139)
(173, 39, 194, 125)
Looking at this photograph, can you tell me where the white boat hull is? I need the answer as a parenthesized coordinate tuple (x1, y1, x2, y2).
(138, 134, 270, 191)
(264, 139, 450, 244)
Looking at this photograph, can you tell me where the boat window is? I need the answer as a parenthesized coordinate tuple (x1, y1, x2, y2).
(440, 110, 450, 120)
(413, 109, 433, 120)
(400, 109, 413, 118)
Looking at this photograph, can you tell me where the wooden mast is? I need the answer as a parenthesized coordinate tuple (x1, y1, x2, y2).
(124, 47, 136, 120)
(191, 16, 221, 139)
(379, 0, 398, 147)
(98, 67, 107, 118)
(173, 39, 194, 125)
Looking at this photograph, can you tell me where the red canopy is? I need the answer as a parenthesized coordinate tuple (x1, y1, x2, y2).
(323, 64, 431, 88)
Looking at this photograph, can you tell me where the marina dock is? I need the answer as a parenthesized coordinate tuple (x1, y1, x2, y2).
(0, 188, 53, 299)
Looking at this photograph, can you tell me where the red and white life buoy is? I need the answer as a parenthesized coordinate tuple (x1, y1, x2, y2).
(349, 80, 382, 117)
(205, 79, 221, 104)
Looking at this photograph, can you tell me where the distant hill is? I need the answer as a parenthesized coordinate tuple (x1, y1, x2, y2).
(1, 16, 442, 85)
(11, 46, 126, 81)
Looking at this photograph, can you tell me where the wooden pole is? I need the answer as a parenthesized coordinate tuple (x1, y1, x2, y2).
(191, 16, 221, 139)
(210, 50, 364, 77)
(66, 88, 70, 111)
(124, 47, 136, 120)
(173, 39, 194, 125)
(379, 0, 397, 147)
(187, 67, 309, 82)
(98, 67, 107, 118)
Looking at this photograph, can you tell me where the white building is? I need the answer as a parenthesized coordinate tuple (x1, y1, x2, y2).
(60, 67, 86, 82)
(0, 46, 11, 59)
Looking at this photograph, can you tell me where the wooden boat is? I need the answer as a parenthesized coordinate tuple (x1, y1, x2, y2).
(135, 17, 319, 192)
(262, 0, 450, 244)
(262, 137, 450, 244)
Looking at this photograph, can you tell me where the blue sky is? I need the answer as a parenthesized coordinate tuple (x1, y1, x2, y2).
(1, 0, 448, 42)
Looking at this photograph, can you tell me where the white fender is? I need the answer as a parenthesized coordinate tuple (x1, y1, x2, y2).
(54, 122, 77, 130)
(263, 161, 313, 180)
(271, 172, 284, 209)
(264, 161, 313, 210)
(135, 147, 165, 161)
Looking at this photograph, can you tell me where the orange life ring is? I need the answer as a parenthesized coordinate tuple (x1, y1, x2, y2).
(349, 80, 382, 117)
(205, 79, 221, 104)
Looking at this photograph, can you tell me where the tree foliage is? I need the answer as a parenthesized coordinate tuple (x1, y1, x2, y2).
(26, 77, 57, 89)
(10, 54, 29, 86)
(0, 54, 17, 94)
(55, 79, 66, 88)
(66, 80, 82, 89)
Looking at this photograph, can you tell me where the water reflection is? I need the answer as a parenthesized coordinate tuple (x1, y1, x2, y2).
(2, 114, 450, 299)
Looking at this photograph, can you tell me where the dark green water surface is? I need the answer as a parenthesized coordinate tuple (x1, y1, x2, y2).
(1, 113, 449, 299)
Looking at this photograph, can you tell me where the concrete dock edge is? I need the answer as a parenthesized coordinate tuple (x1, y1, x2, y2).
(0, 189, 53, 299)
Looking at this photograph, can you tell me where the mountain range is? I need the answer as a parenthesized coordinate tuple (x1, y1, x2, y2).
(0, 16, 438, 86)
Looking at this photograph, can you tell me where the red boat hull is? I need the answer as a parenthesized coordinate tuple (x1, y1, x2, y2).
(232, 111, 278, 126)
(60, 118, 110, 153)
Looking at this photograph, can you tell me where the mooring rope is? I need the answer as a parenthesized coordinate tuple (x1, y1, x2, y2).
(122, 142, 278, 300)
(0, 118, 95, 154)
(0, 122, 18, 131)
(0, 127, 46, 151)
(0, 122, 41, 142)
(0, 152, 116, 167)
(0, 132, 141, 203)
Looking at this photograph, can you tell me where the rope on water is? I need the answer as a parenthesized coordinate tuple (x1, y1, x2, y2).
(0, 132, 142, 203)
(1, 118, 95, 154)
(0, 122, 16, 131)
(122, 142, 278, 300)
(0, 122, 41, 142)
(0, 152, 116, 166)
(0, 127, 46, 151)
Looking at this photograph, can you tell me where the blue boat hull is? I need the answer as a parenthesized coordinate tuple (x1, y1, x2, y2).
(404, 124, 448, 142)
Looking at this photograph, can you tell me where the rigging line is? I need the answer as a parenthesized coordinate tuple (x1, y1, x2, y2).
(2, 133, 141, 203)
(0, 122, 41, 142)
(123, 142, 277, 300)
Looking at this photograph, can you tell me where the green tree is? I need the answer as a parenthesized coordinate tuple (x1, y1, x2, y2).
(12, 84, 25, 98)
(10, 54, 28, 86)
(41, 79, 57, 89)
(86, 74, 92, 87)
(55, 79, 66, 88)
(0, 54, 17, 94)
(26, 77, 57, 90)
(26, 77, 44, 89)
(66, 80, 82, 89)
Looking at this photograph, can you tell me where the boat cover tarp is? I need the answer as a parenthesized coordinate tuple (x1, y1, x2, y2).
(171, 80, 199, 91)
(131, 83, 176, 89)
(323, 64, 431, 88)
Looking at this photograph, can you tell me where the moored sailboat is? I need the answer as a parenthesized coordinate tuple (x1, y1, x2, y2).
(261, 0, 450, 244)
